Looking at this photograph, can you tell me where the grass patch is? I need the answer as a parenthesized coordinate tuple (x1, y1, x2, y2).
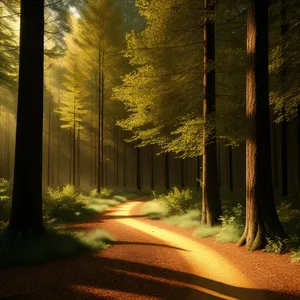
(0, 226, 115, 268)
(193, 226, 221, 238)
(165, 209, 201, 228)
(141, 199, 170, 219)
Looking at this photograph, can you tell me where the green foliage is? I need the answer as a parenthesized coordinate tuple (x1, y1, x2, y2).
(0, 226, 115, 268)
(163, 187, 201, 215)
(141, 199, 170, 219)
(142, 188, 201, 220)
(263, 236, 289, 254)
(193, 226, 221, 238)
(165, 209, 201, 228)
(0, 178, 11, 223)
(216, 203, 245, 243)
(44, 185, 128, 223)
(291, 250, 300, 263)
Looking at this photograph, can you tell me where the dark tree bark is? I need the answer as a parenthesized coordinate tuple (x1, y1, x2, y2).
(57, 88, 60, 187)
(237, 0, 286, 251)
(101, 61, 104, 188)
(136, 146, 141, 190)
(228, 145, 233, 191)
(8, 0, 45, 238)
(47, 89, 51, 187)
(180, 159, 184, 188)
(97, 50, 102, 193)
(69, 128, 72, 183)
(5, 109, 10, 179)
(123, 130, 127, 188)
(77, 127, 81, 188)
(297, 107, 300, 190)
(280, 0, 288, 196)
(201, 0, 222, 226)
(165, 152, 170, 190)
(150, 145, 155, 190)
(196, 156, 201, 190)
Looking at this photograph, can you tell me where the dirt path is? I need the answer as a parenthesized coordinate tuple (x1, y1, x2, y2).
(0, 199, 299, 300)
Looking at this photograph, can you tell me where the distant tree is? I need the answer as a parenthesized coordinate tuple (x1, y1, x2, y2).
(8, 0, 45, 238)
(55, 30, 87, 186)
(237, 0, 286, 251)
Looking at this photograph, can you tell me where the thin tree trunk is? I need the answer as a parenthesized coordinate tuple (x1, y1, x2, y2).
(123, 130, 127, 188)
(5, 109, 10, 179)
(97, 48, 101, 193)
(101, 55, 104, 188)
(136, 145, 141, 190)
(150, 145, 154, 190)
(77, 127, 81, 188)
(228, 145, 233, 191)
(197, 156, 201, 190)
(201, 0, 222, 226)
(237, 0, 286, 251)
(180, 159, 184, 188)
(116, 125, 119, 187)
(8, 0, 45, 237)
(297, 106, 300, 191)
(69, 128, 72, 183)
(165, 152, 170, 190)
(47, 90, 51, 187)
(57, 88, 60, 187)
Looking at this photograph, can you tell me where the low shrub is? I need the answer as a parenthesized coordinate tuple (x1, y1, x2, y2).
(165, 209, 201, 228)
(216, 203, 245, 243)
(0, 226, 115, 268)
(0, 178, 11, 223)
(194, 226, 221, 238)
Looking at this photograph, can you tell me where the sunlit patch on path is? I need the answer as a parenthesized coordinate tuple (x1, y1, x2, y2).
(105, 201, 259, 300)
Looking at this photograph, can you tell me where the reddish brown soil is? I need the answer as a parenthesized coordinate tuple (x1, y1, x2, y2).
(0, 199, 299, 300)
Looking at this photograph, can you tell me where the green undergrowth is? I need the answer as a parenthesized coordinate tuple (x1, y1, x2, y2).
(0, 226, 115, 268)
(142, 187, 300, 262)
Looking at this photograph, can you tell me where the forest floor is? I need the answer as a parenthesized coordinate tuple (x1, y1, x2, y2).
(0, 198, 300, 300)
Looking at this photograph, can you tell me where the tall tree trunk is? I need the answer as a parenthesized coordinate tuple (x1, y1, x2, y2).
(69, 128, 72, 183)
(72, 112, 76, 187)
(47, 91, 51, 187)
(180, 159, 184, 188)
(150, 145, 155, 190)
(228, 145, 233, 191)
(196, 156, 201, 190)
(57, 88, 60, 187)
(97, 49, 102, 193)
(5, 109, 10, 179)
(101, 57, 104, 188)
(116, 125, 119, 187)
(297, 106, 300, 191)
(201, 0, 222, 226)
(237, 0, 286, 251)
(8, 0, 45, 237)
(165, 152, 170, 190)
(136, 145, 141, 190)
(77, 127, 81, 188)
(123, 130, 127, 188)
(280, 0, 288, 196)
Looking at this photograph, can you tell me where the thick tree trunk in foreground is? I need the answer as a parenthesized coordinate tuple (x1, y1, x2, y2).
(8, 0, 45, 238)
(280, 0, 288, 196)
(237, 0, 286, 251)
(201, 0, 222, 226)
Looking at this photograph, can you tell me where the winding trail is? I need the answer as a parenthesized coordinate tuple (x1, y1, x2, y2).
(0, 199, 299, 300)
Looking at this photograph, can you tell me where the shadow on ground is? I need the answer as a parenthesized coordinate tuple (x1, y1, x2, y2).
(1, 256, 299, 300)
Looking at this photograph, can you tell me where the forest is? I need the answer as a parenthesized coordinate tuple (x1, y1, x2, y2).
(0, 0, 300, 299)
